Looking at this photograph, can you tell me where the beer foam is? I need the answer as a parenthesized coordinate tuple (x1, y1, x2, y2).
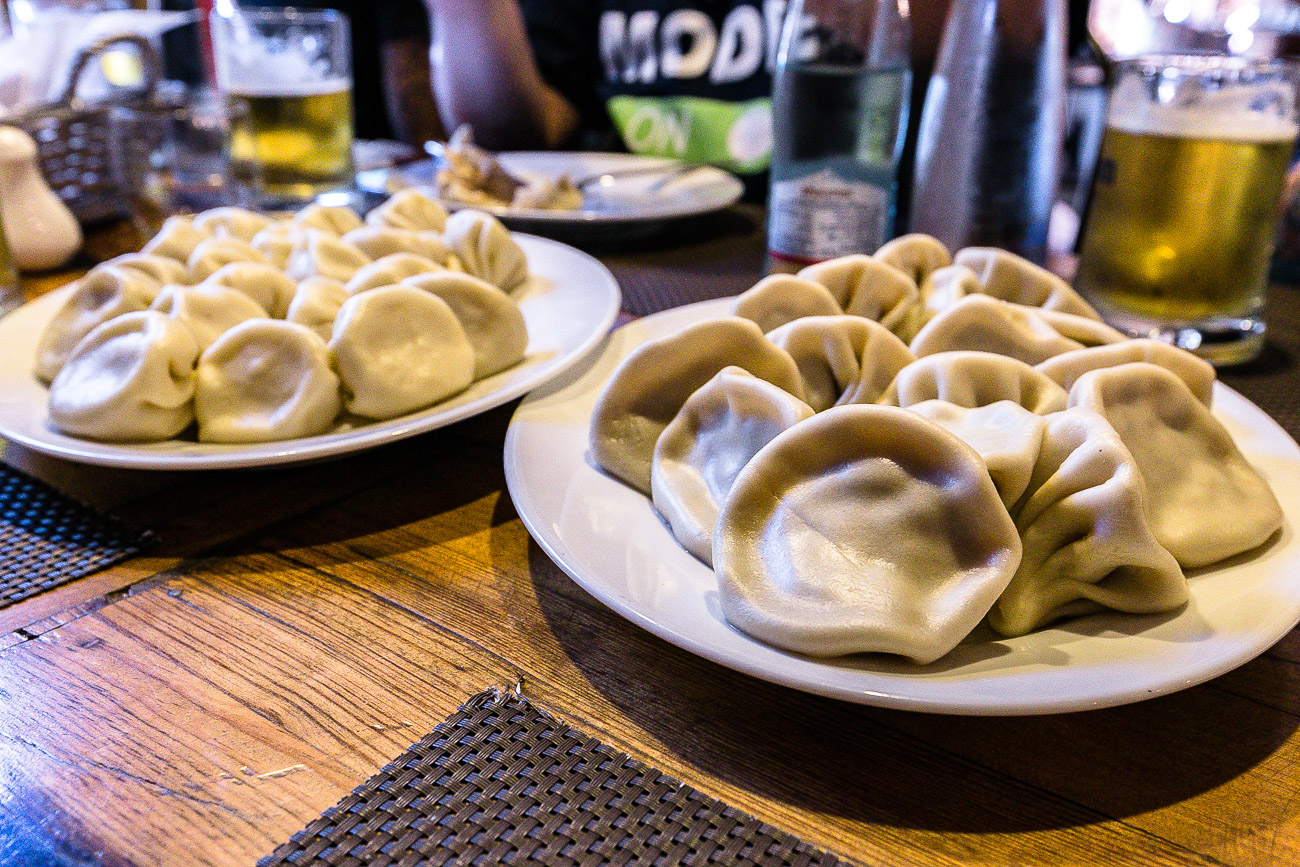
(224, 76, 351, 98)
(1109, 78, 1299, 142)
(217, 41, 349, 95)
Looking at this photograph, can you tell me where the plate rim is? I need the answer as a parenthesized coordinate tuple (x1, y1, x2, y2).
(386, 151, 746, 225)
(504, 297, 1300, 715)
(0, 233, 621, 470)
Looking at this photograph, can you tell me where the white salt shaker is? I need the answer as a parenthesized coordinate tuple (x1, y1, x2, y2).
(0, 126, 81, 271)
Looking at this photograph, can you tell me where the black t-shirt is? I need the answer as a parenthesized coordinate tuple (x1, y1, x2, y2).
(520, 0, 785, 175)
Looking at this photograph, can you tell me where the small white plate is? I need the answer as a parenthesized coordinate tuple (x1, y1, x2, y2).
(375, 152, 745, 231)
(0, 234, 620, 470)
(504, 298, 1300, 715)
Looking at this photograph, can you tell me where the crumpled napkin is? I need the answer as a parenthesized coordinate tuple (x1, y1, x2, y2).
(0, 9, 194, 115)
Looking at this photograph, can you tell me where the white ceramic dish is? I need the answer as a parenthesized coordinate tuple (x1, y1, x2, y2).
(0, 234, 620, 470)
(504, 298, 1300, 715)
(375, 152, 746, 230)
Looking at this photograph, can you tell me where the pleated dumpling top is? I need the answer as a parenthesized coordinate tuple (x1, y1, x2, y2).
(1069, 363, 1283, 568)
(47, 311, 199, 442)
(651, 367, 814, 566)
(714, 404, 1022, 664)
(589, 316, 805, 494)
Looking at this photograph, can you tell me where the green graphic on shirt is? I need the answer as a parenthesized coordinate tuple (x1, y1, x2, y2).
(606, 95, 772, 173)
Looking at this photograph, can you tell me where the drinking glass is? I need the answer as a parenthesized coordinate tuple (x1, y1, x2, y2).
(209, 7, 354, 206)
(1074, 54, 1300, 366)
(110, 90, 238, 244)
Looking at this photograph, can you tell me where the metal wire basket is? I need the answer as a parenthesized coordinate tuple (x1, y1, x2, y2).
(8, 33, 165, 225)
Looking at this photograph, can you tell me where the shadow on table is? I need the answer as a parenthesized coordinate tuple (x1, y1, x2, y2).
(197, 402, 520, 563)
(527, 538, 1299, 836)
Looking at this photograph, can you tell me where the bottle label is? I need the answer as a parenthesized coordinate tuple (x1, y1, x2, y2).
(767, 169, 890, 264)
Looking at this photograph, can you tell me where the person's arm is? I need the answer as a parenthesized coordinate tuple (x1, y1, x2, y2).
(424, 0, 579, 150)
(381, 36, 448, 145)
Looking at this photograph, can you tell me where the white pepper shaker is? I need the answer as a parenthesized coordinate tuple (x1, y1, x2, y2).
(0, 126, 82, 271)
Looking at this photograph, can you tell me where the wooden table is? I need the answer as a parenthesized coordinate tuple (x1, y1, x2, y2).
(3, 210, 1300, 867)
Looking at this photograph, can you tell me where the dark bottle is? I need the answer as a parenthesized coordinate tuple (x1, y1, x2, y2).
(908, 0, 1067, 263)
(766, 0, 912, 272)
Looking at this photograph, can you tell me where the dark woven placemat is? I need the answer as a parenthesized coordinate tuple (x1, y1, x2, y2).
(261, 688, 838, 867)
(0, 465, 154, 610)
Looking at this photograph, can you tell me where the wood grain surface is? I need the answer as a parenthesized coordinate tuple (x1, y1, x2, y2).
(3, 210, 1300, 867)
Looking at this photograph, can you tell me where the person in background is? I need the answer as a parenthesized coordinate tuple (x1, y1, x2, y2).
(424, 0, 785, 197)
(423, 0, 955, 200)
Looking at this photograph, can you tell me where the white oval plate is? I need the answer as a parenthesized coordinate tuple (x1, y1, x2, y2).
(504, 298, 1300, 715)
(0, 234, 620, 470)
(377, 152, 746, 227)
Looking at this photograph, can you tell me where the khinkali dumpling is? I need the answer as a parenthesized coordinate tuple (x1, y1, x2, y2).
(902, 263, 981, 343)
(441, 209, 528, 292)
(201, 262, 298, 318)
(798, 254, 918, 333)
(285, 276, 349, 341)
(293, 203, 364, 236)
(196, 320, 342, 443)
(919, 264, 979, 318)
(35, 265, 160, 383)
(589, 316, 805, 494)
(713, 404, 1022, 663)
(909, 295, 1084, 364)
(1037, 309, 1127, 347)
(987, 408, 1187, 637)
(47, 311, 199, 442)
(250, 222, 307, 270)
(1068, 363, 1283, 568)
(342, 226, 455, 266)
(1037, 339, 1216, 406)
(103, 253, 187, 288)
(285, 229, 371, 283)
(953, 247, 1100, 320)
(651, 367, 814, 565)
(874, 233, 951, 286)
(328, 285, 475, 419)
(730, 275, 842, 333)
(192, 206, 274, 243)
(365, 188, 448, 232)
(882, 350, 1068, 415)
(344, 253, 441, 295)
(187, 237, 270, 283)
(141, 215, 213, 262)
(765, 314, 914, 411)
(906, 400, 1047, 508)
(402, 271, 527, 378)
(150, 284, 268, 351)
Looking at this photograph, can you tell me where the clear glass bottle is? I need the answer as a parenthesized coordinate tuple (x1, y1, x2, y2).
(765, 0, 912, 273)
(908, 0, 1068, 264)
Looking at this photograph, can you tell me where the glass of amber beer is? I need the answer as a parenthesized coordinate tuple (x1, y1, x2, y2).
(210, 7, 354, 205)
(1074, 54, 1300, 365)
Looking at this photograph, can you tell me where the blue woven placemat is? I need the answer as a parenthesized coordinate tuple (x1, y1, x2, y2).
(0, 464, 154, 610)
(261, 688, 838, 867)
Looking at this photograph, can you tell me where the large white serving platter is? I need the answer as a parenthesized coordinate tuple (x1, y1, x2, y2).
(379, 152, 746, 230)
(0, 234, 620, 470)
(504, 298, 1300, 715)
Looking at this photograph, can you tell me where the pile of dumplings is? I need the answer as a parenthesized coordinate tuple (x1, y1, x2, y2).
(589, 234, 1285, 665)
(34, 190, 532, 444)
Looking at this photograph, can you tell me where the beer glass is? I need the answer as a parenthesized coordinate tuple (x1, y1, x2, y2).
(1074, 54, 1300, 365)
(210, 7, 354, 205)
